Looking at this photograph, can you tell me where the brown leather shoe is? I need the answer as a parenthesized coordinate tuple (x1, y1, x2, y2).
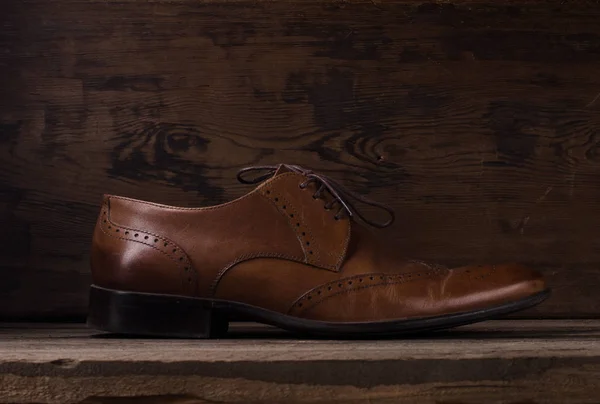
(88, 164, 549, 338)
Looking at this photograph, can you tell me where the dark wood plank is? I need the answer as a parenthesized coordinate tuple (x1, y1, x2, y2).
(1, 0, 600, 318)
(1, 321, 600, 403)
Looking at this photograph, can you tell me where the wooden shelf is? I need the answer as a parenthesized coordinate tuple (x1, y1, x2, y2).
(1, 320, 599, 403)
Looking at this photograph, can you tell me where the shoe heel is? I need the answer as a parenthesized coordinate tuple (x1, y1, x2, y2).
(86, 285, 229, 338)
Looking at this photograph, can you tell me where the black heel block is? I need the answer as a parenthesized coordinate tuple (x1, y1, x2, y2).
(87, 285, 229, 338)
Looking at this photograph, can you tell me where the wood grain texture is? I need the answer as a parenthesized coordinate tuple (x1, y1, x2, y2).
(2, 321, 600, 403)
(1, 0, 600, 318)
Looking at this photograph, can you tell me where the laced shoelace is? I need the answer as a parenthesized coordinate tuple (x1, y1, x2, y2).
(237, 164, 395, 228)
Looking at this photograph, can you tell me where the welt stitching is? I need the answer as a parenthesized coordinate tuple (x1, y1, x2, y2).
(209, 252, 305, 297)
(293, 270, 442, 315)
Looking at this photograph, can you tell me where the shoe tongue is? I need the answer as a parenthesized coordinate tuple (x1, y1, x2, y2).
(273, 164, 293, 176)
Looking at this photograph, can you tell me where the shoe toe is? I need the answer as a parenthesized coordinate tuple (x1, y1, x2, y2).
(445, 263, 547, 311)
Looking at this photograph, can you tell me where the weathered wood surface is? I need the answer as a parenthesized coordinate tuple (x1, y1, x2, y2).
(1, 0, 600, 318)
(1, 321, 600, 404)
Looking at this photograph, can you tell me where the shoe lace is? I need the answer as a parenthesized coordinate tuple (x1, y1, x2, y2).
(237, 164, 395, 228)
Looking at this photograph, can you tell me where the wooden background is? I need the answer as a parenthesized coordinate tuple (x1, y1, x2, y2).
(1, 0, 599, 320)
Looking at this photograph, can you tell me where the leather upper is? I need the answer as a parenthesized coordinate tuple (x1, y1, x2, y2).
(91, 166, 546, 322)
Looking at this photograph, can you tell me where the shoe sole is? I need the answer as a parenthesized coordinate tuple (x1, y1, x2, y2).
(87, 285, 551, 338)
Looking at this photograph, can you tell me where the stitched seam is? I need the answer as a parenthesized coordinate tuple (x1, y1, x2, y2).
(265, 173, 346, 271)
(281, 194, 321, 265)
(209, 252, 305, 297)
(287, 272, 391, 313)
(108, 172, 301, 211)
(334, 217, 351, 270)
(300, 268, 443, 305)
(287, 270, 428, 314)
(299, 181, 346, 271)
(105, 210, 191, 264)
(259, 177, 339, 271)
(260, 190, 311, 263)
(99, 220, 186, 274)
(269, 177, 339, 270)
(100, 206, 198, 294)
(295, 273, 438, 316)
(292, 269, 442, 315)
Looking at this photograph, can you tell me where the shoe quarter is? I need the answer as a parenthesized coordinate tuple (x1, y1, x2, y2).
(256, 172, 351, 272)
(108, 174, 350, 298)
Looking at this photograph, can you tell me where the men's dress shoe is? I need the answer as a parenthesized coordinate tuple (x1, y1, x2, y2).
(88, 164, 549, 338)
